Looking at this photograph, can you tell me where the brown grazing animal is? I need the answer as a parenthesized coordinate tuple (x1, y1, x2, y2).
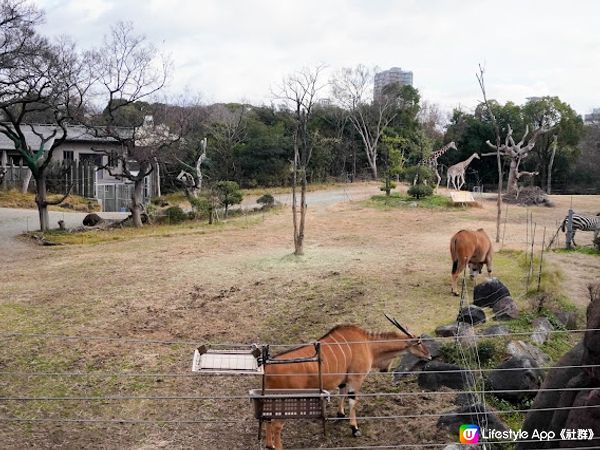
(263, 316, 431, 450)
(450, 228, 493, 295)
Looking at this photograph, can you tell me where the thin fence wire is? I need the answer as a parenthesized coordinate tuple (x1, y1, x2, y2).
(3, 403, 600, 424)
(2, 327, 598, 347)
(1, 363, 599, 378)
(2, 385, 599, 402)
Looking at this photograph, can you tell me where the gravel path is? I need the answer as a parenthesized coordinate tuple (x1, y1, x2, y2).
(0, 182, 378, 261)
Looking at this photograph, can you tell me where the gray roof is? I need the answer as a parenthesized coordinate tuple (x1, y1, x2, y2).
(0, 123, 131, 151)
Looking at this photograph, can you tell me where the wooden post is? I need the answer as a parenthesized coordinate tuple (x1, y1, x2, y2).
(537, 227, 547, 292)
(527, 222, 536, 291)
(566, 209, 574, 249)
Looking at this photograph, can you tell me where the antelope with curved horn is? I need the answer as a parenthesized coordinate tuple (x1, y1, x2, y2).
(263, 314, 431, 450)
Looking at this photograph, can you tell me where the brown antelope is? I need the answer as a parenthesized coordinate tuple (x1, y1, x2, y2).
(450, 228, 493, 295)
(263, 315, 431, 450)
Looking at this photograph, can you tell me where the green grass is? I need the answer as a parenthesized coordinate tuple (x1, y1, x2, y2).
(366, 193, 454, 209)
(553, 246, 600, 256)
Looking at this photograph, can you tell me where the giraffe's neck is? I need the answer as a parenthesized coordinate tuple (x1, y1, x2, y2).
(428, 142, 454, 164)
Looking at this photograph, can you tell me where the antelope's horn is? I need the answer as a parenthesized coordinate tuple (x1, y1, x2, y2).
(384, 313, 413, 337)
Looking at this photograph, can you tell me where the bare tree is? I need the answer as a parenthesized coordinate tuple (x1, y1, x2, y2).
(206, 103, 246, 181)
(0, 1, 94, 230)
(476, 65, 503, 243)
(88, 22, 170, 227)
(331, 65, 399, 179)
(276, 66, 325, 256)
(482, 124, 549, 195)
(176, 136, 207, 200)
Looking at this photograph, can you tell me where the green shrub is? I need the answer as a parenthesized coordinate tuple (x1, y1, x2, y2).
(257, 193, 275, 208)
(164, 206, 187, 224)
(407, 184, 433, 199)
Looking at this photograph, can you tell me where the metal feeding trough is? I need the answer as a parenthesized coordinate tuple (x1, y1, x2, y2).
(191, 345, 263, 374)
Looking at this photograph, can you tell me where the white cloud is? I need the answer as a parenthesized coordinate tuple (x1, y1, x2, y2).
(35, 0, 600, 114)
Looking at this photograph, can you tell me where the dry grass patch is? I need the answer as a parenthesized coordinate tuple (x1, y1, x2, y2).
(0, 189, 100, 212)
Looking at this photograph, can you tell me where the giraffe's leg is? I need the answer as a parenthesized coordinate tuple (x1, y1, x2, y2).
(435, 169, 441, 191)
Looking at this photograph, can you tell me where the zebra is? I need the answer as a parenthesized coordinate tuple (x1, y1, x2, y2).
(561, 212, 600, 246)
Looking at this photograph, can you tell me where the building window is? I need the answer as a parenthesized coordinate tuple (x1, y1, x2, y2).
(63, 150, 74, 161)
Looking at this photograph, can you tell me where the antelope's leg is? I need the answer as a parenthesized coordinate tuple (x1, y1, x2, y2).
(265, 420, 275, 449)
(337, 383, 347, 417)
(272, 420, 284, 450)
(346, 377, 366, 437)
(451, 260, 465, 295)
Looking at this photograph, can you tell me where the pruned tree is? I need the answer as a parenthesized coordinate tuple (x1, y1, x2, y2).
(331, 65, 400, 179)
(276, 65, 325, 256)
(214, 180, 243, 218)
(0, 1, 94, 230)
(87, 22, 170, 228)
(482, 123, 549, 195)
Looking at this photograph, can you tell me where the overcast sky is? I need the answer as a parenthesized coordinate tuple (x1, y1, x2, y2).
(36, 0, 600, 115)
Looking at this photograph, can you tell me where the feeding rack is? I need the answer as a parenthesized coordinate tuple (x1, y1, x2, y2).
(250, 342, 329, 441)
(191, 345, 263, 374)
(450, 191, 476, 205)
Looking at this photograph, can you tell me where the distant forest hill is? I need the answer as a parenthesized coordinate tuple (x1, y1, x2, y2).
(120, 93, 597, 195)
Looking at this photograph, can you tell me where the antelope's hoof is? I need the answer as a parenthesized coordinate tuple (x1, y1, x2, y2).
(451, 291, 459, 297)
(337, 411, 346, 418)
(351, 426, 362, 437)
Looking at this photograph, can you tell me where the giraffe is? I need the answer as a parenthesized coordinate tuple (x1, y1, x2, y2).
(424, 141, 457, 190)
(446, 152, 480, 191)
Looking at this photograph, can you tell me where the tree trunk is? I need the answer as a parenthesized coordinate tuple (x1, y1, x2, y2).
(35, 175, 49, 232)
(22, 168, 32, 194)
(295, 172, 307, 256)
(370, 160, 378, 180)
(506, 159, 519, 195)
(547, 139, 557, 194)
(224, 203, 229, 218)
(131, 179, 145, 228)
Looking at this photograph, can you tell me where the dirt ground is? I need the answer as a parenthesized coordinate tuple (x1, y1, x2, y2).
(0, 183, 598, 449)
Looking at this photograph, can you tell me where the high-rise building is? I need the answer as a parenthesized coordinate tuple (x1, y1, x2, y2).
(585, 108, 600, 124)
(374, 67, 413, 101)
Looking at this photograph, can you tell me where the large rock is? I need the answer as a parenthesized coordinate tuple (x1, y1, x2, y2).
(83, 213, 103, 226)
(487, 357, 544, 404)
(437, 403, 509, 435)
(392, 353, 427, 381)
(473, 278, 511, 308)
(435, 323, 460, 337)
(506, 340, 551, 367)
(554, 310, 578, 330)
(480, 325, 510, 337)
(492, 296, 519, 320)
(457, 324, 479, 348)
(418, 361, 475, 391)
(531, 317, 554, 345)
(457, 305, 486, 325)
(518, 284, 600, 449)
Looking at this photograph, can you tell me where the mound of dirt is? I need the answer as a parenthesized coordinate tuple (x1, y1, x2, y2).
(503, 186, 554, 207)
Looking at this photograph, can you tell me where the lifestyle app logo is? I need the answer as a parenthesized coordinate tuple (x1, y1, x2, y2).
(460, 424, 479, 444)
